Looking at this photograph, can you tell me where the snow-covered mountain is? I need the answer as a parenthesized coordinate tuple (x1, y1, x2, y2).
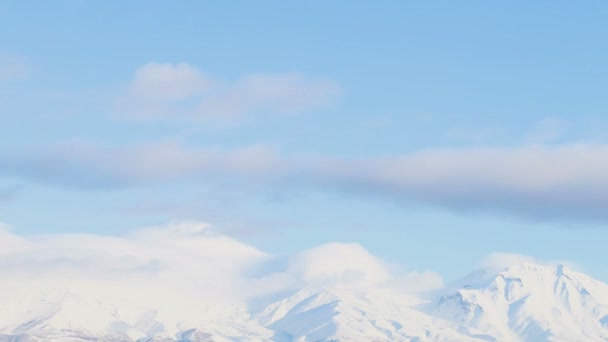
(2, 262, 608, 341)
(430, 263, 608, 342)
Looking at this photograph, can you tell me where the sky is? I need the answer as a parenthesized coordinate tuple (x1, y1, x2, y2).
(1, 1, 608, 283)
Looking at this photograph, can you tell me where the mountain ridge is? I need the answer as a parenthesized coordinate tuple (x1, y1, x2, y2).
(2, 262, 607, 342)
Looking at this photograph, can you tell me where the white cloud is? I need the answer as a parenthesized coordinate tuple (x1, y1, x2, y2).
(288, 243, 390, 289)
(0, 184, 20, 203)
(524, 117, 569, 143)
(480, 253, 543, 272)
(0, 221, 441, 327)
(480, 252, 578, 273)
(115, 63, 340, 122)
(129, 63, 210, 101)
(0, 223, 30, 254)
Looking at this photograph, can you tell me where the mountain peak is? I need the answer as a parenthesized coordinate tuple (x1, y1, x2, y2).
(433, 262, 608, 341)
(3, 263, 608, 341)
(501, 261, 565, 275)
(449, 262, 575, 293)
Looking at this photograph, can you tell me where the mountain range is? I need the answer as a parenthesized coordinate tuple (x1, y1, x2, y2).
(2, 262, 607, 342)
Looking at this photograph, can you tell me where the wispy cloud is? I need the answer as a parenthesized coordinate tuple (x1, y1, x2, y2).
(3, 142, 608, 222)
(0, 184, 20, 203)
(0, 141, 289, 189)
(524, 117, 569, 144)
(479, 252, 579, 274)
(114, 62, 341, 122)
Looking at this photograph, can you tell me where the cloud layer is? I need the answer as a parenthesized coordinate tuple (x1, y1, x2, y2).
(0, 221, 441, 327)
(325, 144, 608, 221)
(7, 61, 601, 223)
(115, 63, 340, 122)
(479, 252, 577, 273)
(0, 141, 288, 189)
(2, 142, 608, 222)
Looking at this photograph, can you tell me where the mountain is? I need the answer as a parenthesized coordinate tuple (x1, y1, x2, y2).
(253, 288, 490, 342)
(2, 263, 608, 341)
(430, 263, 608, 342)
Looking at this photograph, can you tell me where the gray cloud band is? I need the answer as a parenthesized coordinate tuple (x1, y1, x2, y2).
(1, 143, 607, 222)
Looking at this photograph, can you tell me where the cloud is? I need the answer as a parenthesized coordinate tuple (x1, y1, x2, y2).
(287, 243, 391, 289)
(0, 221, 439, 326)
(480, 252, 578, 273)
(0, 184, 21, 203)
(129, 63, 210, 101)
(0, 141, 290, 189)
(115, 62, 340, 122)
(524, 117, 569, 143)
(323, 144, 608, 221)
(3, 142, 608, 222)
(480, 253, 544, 272)
(286, 243, 444, 292)
(0, 223, 30, 254)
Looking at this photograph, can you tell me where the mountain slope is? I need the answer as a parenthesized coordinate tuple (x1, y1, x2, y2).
(431, 263, 608, 341)
(253, 288, 492, 341)
(3, 263, 608, 341)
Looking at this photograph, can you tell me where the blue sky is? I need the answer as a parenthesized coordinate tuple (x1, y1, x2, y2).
(2, 1, 608, 282)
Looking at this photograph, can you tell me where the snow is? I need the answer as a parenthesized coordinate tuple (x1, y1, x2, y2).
(5, 262, 607, 341)
(431, 263, 608, 342)
(1, 223, 608, 341)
